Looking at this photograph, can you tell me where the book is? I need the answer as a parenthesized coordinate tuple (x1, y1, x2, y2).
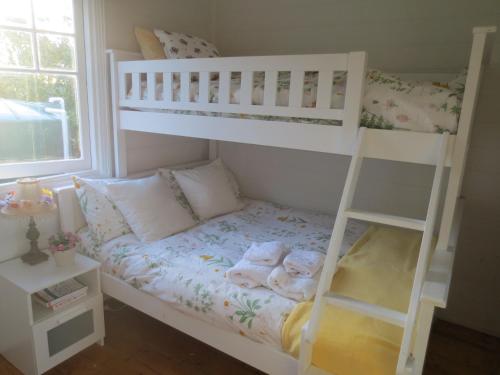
(34, 278, 88, 311)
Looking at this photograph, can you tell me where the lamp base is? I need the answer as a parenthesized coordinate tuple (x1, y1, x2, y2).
(21, 250, 49, 265)
(21, 216, 49, 266)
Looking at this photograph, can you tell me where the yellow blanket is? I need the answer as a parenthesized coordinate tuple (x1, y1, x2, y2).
(282, 225, 423, 375)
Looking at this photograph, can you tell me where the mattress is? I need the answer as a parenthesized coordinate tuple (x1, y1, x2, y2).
(126, 70, 462, 134)
(79, 199, 368, 348)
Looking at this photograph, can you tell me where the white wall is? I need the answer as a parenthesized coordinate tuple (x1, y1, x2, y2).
(105, 0, 211, 174)
(213, 0, 500, 336)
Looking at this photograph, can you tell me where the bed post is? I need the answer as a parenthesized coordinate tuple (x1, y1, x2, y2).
(107, 49, 143, 178)
(343, 51, 367, 150)
(209, 140, 219, 160)
(436, 26, 496, 252)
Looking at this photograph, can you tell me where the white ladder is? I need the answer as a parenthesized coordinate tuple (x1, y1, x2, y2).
(299, 127, 449, 375)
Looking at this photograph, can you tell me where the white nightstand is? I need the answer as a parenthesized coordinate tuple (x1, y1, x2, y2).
(0, 252, 105, 375)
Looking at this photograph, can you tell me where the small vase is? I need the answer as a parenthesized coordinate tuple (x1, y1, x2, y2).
(52, 246, 77, 267)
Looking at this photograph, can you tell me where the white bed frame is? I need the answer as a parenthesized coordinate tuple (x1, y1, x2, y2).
(57, 26, 495, 374)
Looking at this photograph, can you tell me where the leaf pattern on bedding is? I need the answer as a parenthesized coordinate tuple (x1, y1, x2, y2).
(77, 199, 369, 348)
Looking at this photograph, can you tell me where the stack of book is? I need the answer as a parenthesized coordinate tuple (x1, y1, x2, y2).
(34, 278, 88, 311)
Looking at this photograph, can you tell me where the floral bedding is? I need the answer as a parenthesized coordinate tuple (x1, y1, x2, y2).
(78, 199, 368, 348)
(127, 70, 465, 134)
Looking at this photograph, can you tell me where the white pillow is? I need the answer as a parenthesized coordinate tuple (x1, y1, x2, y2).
(106, 175, 196, 242)
(172, 159, 244, 220)
(73, 177, 131, 244)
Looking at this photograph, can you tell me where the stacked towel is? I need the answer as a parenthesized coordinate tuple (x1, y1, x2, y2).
(226, 259, 274, 288)
(283, 250, 325, 278)
(243, 241, 288, 266)
(267, 266, 319, 302)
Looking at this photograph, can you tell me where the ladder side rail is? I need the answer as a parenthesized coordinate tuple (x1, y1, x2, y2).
(436, 28, 495, 251)
(396, 133, 450, 374)
(299, 128, 367, 374)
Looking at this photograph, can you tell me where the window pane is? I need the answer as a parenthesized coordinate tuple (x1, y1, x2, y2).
(0, 30, 34, 68)
(33, 0, 74, 33)
(0, 73, 81, 163)
(0, 0, 32, 28)
(38, 34, 76, 71)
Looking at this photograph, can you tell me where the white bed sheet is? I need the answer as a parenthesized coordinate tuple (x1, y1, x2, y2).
(79, 199, 368, 348)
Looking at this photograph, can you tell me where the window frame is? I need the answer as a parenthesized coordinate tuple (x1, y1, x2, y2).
(0, 0, 93, 180)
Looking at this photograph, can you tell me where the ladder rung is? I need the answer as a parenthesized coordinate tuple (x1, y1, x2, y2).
(324, 292, 407, 327)
(345, 209, 425, 231)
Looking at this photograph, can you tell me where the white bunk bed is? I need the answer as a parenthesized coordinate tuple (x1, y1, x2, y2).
(56, 26, 496, 375)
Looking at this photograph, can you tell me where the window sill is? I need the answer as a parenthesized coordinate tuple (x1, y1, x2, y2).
(0, 169, 102, 195)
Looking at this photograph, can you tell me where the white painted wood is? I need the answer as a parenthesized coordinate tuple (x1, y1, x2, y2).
(315, 70, 333, 109)
(147, 72, 156, 101)
(120, 110, 354, 155)
(218, 70, 231, 104)
(239, 71, 253, 105)
(324, 292, 407, 327)
(396, 133, 449, 374)
(131, 72, 140, 100)
(198, 71, 209, 103)
(0, 253, 104, 375)
(180, 72, 190, 102)
(289, 70, 305, 108)
(163, 72, 172, 102)
(107, 49, 142, 178)
(345, 209, 426, 231)
(263, 70, 278, 106)
(342, 51, 367, 142)
(437, 28, 496, 251)
(411, 301, 435, 375)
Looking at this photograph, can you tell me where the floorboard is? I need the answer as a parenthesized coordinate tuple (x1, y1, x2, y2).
(1, 299, 499, 374)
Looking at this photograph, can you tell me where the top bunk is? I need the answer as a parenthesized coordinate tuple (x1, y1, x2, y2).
(109, 26, 497, 167)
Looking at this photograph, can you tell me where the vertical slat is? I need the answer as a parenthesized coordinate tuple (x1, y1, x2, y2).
(119, 71, 127, 101)
(263, 71, 278, 106)
(199, 71, 209, 103)
(163, 72, 172, 102)
(131, 72, 140, 100)
(239, 71, 253, 105)
(289, 70, 304, 108)
(180, 72, 190, 102)
(316, 70, 334, 109)
(147, 72, 156, 101)
(218, 71, 230, 105)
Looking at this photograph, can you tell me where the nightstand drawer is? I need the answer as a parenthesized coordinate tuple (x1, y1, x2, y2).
(32, 294, 104, 373)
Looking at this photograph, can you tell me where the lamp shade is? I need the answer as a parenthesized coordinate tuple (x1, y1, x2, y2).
(16, 178, 42, 202)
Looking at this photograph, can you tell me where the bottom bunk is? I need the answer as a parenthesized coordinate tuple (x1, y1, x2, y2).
(75, 197, 428, 375)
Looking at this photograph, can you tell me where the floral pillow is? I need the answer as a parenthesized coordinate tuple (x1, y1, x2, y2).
(360, 70, 460, 134)
(153, 30, 220, 59)
(73, 177, 131, 244)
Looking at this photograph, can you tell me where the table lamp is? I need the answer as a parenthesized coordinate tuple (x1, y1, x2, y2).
(1, 178, 57, 265)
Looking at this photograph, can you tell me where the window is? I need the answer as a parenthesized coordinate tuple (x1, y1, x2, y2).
(0, 0, 91, 180)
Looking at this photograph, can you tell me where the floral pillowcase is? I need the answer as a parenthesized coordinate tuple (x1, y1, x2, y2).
(153, 29, 220, 59)
(73, 177, 131, 245)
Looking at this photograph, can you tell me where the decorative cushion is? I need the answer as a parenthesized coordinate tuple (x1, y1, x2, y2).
(360, 70, 460, 134)
(106, 174, 196, 242)
(153, 29, 220, 59)
(73, 177, 131, 244)
(172, 159, 244, 221)
(134, 27, 166, 60)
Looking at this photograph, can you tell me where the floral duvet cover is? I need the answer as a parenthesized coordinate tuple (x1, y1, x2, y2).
(79, 199, 368, 348)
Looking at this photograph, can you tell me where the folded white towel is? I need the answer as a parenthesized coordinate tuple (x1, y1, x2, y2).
(243, 241, 288, 266)
(283, 250, 325, 278)
(267, 266, 319, 302)
(226, 259, 274, 288)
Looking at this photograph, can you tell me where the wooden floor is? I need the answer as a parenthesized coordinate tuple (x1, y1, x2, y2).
(1, 299, 499, 375)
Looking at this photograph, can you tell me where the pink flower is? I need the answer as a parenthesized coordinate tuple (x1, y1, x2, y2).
(396, 114, 409, 123)
(57, 244, 65, 251)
